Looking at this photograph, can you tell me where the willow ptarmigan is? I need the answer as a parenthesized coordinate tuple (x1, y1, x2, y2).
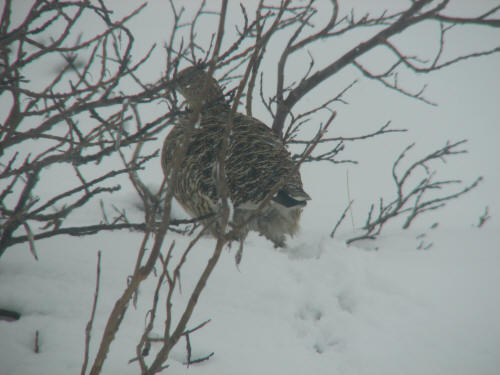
(161, 65, 310, 248)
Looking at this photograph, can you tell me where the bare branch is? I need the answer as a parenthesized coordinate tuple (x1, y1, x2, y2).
(330, 200, 354, 239)
(81, 251, 102, 375)
(477, 206, 491, 228)
(272, 0, 438, 136)
(346, 140, 482, 244)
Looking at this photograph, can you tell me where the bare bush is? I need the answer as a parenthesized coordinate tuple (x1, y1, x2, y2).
(0, 1, 175, 257)
(1, 1, 499, 374)
(343, 140, 482, 245)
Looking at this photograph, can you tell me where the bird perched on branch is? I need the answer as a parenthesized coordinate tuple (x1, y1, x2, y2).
(161, 65, 310, 252)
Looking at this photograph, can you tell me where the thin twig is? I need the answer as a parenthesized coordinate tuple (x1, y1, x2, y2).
(81, 250, 102, 375)
(330, 200, 353, 238)
(346, 140, 482, 244)
(34, 330, 40, 354)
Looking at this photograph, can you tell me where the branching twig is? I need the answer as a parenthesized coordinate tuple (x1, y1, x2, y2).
(346, 140, 482, 244)
(477, 206, 491, 228)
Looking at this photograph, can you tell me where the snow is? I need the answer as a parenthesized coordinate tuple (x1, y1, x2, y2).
(1, 1, 500, 375)
(1, 227, 499, 375)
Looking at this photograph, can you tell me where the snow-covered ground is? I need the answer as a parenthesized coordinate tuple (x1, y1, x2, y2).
(1, 221, 499, 375)
(1, 1, 499, 375)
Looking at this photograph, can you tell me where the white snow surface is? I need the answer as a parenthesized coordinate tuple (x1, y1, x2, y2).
(1, 1, 500, 374)
(1, 227, 499, 375)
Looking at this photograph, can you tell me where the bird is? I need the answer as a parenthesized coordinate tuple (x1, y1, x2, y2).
(161, 65, 310, 253)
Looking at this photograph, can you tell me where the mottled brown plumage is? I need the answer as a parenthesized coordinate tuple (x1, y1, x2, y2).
(162, 66, 310, 247)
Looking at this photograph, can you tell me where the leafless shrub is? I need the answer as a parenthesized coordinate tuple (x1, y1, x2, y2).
(345, 140, 482, 245)
(0, 1, 177, 257)
(1, 1, 498, 374)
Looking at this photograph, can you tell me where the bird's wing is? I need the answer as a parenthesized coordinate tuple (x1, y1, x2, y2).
(227, 113, 308, 207)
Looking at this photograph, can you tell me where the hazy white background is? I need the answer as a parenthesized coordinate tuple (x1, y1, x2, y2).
(1, 1, 499, 374)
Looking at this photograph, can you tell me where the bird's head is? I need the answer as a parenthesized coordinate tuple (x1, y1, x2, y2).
(174, 65, 225, 106)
